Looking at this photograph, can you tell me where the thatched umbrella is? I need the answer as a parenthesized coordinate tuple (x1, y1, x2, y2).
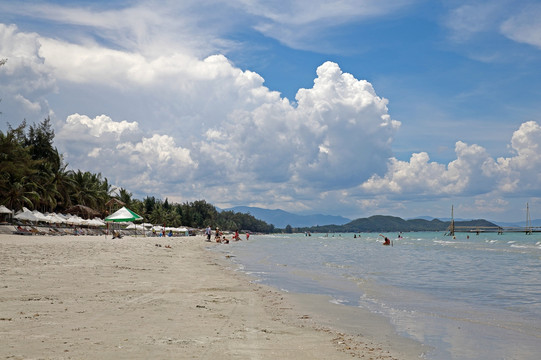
(105, 198, 125, 216)
(0, 205, 13, 223)
(66, 205, 100, 219)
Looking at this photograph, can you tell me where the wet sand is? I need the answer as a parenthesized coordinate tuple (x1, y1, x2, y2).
(0, 234, 424, 359)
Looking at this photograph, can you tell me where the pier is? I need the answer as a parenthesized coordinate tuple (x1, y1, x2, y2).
(447, 203, 539, 236)
(448, 225, 541, 235)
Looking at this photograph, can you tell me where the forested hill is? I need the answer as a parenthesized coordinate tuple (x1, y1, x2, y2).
(299, 215, 498, 233)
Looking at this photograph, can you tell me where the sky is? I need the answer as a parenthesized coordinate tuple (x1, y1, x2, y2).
(1, 0, 541, 222)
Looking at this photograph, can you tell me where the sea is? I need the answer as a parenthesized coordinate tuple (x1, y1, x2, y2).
(212, 231, 541, 360)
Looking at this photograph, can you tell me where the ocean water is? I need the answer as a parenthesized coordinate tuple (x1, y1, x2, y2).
(214, 232, 541, 359)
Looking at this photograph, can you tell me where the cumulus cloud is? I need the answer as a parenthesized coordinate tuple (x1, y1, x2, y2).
(196, 61, 399, 192)
(491, 121, 541, 193)
(56, 114, 196, 194)
(0, 24, 56, 121)
(360, 141, 494, 196)
(360, 121, 541, 201)
(52, 59, 399, 204)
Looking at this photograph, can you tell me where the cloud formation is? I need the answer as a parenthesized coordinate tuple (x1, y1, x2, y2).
(55, 58, 400, 204)
(1, 1, 540, 221)
(0, 24, 56, 121)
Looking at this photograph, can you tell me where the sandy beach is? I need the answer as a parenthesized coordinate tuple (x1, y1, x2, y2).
(0, 233, 424, 359)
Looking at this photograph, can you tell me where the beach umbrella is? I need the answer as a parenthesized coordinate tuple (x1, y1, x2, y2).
(45, 213, 67, 224)
(66, 215, 84, 226)
(66, 205, 100, 219)
(0, 205, 13, 223)
(105, 207, 143, 238)
(0, 205, 12, 214)
(32, 210, 49, 223)
(92, 218, 106, 226)
(104, 206, 143, 223)
(14, 208, 39, 222)
(105, 198, 125, 212)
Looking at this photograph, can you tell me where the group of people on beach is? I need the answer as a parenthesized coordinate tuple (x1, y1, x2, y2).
(205, 226, 249, 244)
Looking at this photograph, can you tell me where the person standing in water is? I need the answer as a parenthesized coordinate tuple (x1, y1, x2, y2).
(379, 234, 391, 246)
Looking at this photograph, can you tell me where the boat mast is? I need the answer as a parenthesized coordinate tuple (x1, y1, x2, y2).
(526, 202, 532, 235)
(449, 205, 455, 236)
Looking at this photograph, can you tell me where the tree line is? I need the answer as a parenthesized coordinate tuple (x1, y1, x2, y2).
(0, 118, 274, 233)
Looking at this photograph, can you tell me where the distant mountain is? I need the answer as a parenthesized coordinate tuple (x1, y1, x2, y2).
(300, 215, 498, 233)
(492, 219, 541, 227)
(412, 216, 541, 228)
(224, 206, 351, 228)
(408, 216, 472, 222)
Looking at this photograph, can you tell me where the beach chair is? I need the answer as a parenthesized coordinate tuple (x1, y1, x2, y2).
(30, 226, 46, 235)
(13, 225, 33, 235)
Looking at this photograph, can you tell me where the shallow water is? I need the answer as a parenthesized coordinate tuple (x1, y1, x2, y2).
(216, 232, 541, 359)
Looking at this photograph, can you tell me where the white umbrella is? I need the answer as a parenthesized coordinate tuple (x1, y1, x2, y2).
(0, 205, 12, 214)
(45, 213, 67, 224)
(66, 215, 84, 225)
(91, 218, 106, 226)
(32, 210, 49, 222)
(14, 208, 38, 222)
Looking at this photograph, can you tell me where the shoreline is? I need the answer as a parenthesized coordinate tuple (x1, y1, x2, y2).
(0, 234, 425, 359)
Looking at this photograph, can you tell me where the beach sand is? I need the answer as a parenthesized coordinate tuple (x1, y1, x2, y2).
(0, 234, 425, 359)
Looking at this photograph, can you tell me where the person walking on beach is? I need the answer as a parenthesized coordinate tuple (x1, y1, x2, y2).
(205, 226, 211, 242)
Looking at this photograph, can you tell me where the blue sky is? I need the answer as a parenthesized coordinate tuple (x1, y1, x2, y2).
(1, 0, 541, 222)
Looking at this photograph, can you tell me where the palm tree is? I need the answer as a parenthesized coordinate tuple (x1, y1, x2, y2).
(2, 176, 39, 211)
(33, 168, 60, 212)
(116, 188, 132, 207)
(52, 162, 76, 211)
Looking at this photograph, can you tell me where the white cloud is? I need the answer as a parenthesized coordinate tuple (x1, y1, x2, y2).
(500, 4, 541, 49)
(444, 2, 504, 42)
(117, 134, 195, 167)
(0, 24, 56, 121)
(239, 0, 414, 50)
(360, 121, 541, 201)
(0, 0, 233, 58)
(14, 94, 42, 113)
(444, 1, 541, 51)
(58, 114, 140, 143)
(197, 61, 399, 192)
(50, 57, 398, 205)
(492, 121, 541, 193)
(57, 114, 197, 195)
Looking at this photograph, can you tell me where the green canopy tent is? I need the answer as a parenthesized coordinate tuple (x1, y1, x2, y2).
(104, 206, 143, 238)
